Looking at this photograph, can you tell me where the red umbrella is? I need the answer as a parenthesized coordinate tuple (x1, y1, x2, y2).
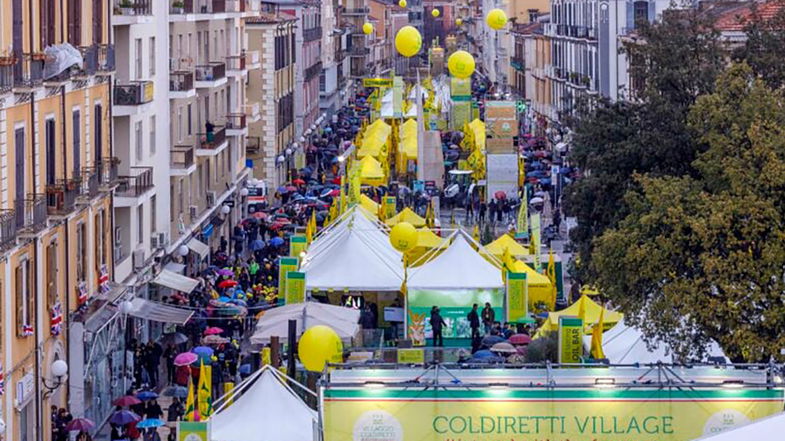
(494, 191, 507, 200)
(217, 279, 238, 289)
(331, 177, 341, 185)
(328, 189, 340, 197)
(252, 212, 268, 219)
(292, 178, 306, 185)
(509, 334, 532, 345)
(203, 326, 224, 336)
(113, 395, 142, 407)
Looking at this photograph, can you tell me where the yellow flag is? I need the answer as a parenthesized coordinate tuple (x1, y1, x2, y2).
(577, 295, 586, 324)
(590, 307, 606, 359)
(197, 361, 213, 419)
(472, 224, 480, 242)
(425, 202, 435, 229)
(547, 248, 557, 305)
(516, 192, 528, 236)
(184, 377, 196, 421)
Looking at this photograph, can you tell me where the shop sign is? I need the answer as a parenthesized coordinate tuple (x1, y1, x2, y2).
(15, 373, 34, 409)
(396, 349, 425, 365)
(177, 421, 208, 441)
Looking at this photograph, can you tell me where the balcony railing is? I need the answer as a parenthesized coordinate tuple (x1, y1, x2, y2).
(114, 0, 152, 16)
(348, 46, 370, 56)
(170, 71, 194, 92)
(172, 146, 195, 169)
(226, 55, 246, 71)
(211, 0, 226, 13)
(246, 136, 261, 155)
(226, 113, 247, 130)
(198, 126, 226, 149)
(226, 0, 246, 12)
(171, 0, 194, 14)
(303, 27, 322, 42)
(17, 193, 47, 232)
(99, 157, 120, 187)
(46, 180, 79, 216)
(116, 167, 154, 197)
(76, 45, 98, 76)
(79, 167, 100, 199)
(0, 210, 17, 250)
(98, 44, 116, 72)
(114, 81, 154, 106)
(13, 53, 44, 89)
(343, 7, 369, 15)
(0, 62, 12, 93)
(195, 63, 226, 82)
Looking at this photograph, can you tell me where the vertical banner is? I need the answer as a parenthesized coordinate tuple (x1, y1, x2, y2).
(284, 271, 306, 304)
(558, 316, 583, 364)
(177, 421, 208, 441)
(506, 271, 528, 322)
(277, 257, 299, 298)
(383, 196, 397, 218)
(393, 76, 404, 118)
(223, 382, 235, 406)
(531, 213, 542, 270)
(289, 235, 307, 257)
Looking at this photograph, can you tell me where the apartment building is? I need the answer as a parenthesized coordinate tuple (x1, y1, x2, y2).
(511, 19, 557, 131)
(0, 0, 116, 439)
(343, 0, 372, 78)
(320, 0, 346, 114)
(369, 0, 394, 75)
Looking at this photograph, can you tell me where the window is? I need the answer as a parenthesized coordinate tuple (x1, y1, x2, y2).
(187, 104, 193, 135)
(16, 260, 33, 334)
(634, 1, 649, 26)
(135, 38, 142, 79)
(76, 223, 87, 283)
(149, 115, 156, 155)
(135, 121, 143, 161)
(46, 242, 57, 306)
(97, 210, 106, 267)
(149, 37, 156, 76)
(73, 109, 81, 176)
(151, 195, 157, 231)
(41, 0, 56, 47)
(137, 204, 144, 245)
(178, 107, 183, 141)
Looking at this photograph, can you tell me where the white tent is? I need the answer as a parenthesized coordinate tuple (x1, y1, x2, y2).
(301, 207, 404, 291)
(408, 234, 504, 289)
(250, 301, 361, 344)
(692, 412, 785, 440)
(210, 368, 317, 441)
(583, 319, 728, 364)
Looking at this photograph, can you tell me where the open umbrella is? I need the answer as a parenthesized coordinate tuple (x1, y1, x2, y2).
(472, 349, 496, 359)
(162, 386, 189, 398)
(192, 346, 214, 357)
(269, 237, 284, 247)
(174, 352, 198, 366)
(481, 335, 506, 348)
(490, 342, 517, 354)
(136, 419, 165, 429)
(217, 279, 238, 289)
(202, 335, 230, 345)
(250, 239, 265, 251)
(109, 410, 141, 425)
(252, 212, 267, 219)
(509, 334, 532, 345)
(136, 390, 159, 401)
(160, 332, 189, 346)
(66, 418, 95, 432)
(203, 327, 224, 336)
(217, 268, 234, 277)
(113, 395, 142, 407)
(494, 191, 507, 200)
(292, 178, 306, 186)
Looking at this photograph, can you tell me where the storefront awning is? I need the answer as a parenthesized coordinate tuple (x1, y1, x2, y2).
(187, 238, 210, 259)
(164, 262, 186, 273)
(152, 269, 199, 293)
(129, 298, 194, 325)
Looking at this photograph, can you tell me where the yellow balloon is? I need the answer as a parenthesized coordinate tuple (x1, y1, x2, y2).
(298, 325, 343, 372)
(431, 8, 440, 18)
(398, 0, 407, 7)
(448, 50, 475, 79)
(486, 8, 508, 30)
(362, 22, 374, 35)
(389, 221, 418, 252)
(394, 26, 422, 58)
(455, 18, 463, 26)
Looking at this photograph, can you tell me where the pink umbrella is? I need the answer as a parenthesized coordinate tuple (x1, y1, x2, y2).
(113, 395, 142, 407)
(203, 327, 224, 336)
(174, 352, 198, 366)
(509, 334, 532, 345)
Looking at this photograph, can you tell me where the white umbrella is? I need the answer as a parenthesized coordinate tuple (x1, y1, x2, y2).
(250, 302, 360, 344)
(530, 196, 545, 205)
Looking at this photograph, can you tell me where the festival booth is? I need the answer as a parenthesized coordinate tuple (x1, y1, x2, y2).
(359, 194, 380, 213)
(405, 227, 450, 266)
(397, 118, 418, 174)
(537, 294, 623, 336)
(693, 412, 785, 440)
(484, 234, 529, 258)
(509, 259, 556, 311)
(357, 119, 391, 159)
(210, 367, 316, 441)
(385, 207, 426, 227)
(250, 301, 361, 344)
(406, 234, 504, 344)
(582, 319, 729, 364)
(357, 155, 386, 186)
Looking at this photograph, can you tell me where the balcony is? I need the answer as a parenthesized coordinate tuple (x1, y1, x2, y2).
(225, 113, 247, 136)
(246, 50, 260, 70)
(98, 44, 116, 74)
(226, 0, 246, 13)
(113, 81, 154, 116)
(343, 7, 369, 15)
(75, 45, 98, 78)
(303, 27, 322, 43)
(77, 167, 100, 202)
(170, 71, 196, 98)
(13, 54, 44, 90)
(116, 167, 154, 200)
(0, 62, 12, 94)
(244, 102, 261, 123)
(305, 61, 323, 81)
(46, 180, 79, 216)
(0, 210, 17, 250)
(210, 0, 226, 13)
(113, 0, 154, 25)
(246, 136, 261, 155)
(348, 46, 370, 57)
(170, 0, 194, 16)
(171, 146, 196, 176)
(98, 157, 120, 190)
(226, 55, 246, 76)
(196, 126, 227, 156)
(195, 63, 227, 88)
(16, 194, 47, 233)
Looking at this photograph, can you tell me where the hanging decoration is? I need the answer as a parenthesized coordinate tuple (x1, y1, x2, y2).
(50, 302, 63, 336)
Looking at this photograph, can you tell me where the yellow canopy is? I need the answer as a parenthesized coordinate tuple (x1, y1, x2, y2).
(538, 294, 623, 336)
(385, 207, 426, 227)
(415, 227, 449, 249)
(359, 194, 380, 213)
(509, 260, 554, 310)
(358, 156, 386, 186)
(357, 120, 391, 158)
(485, 234, 529, 257)
(468, 119, 486, 150)
(400, 119, 418, 160)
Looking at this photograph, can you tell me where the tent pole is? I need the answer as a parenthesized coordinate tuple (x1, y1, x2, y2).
(287, 319, 297, 384)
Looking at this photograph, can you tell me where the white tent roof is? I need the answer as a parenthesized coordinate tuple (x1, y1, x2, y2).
(301, 208, 404, 291)
(152, 269, 199, 293)
(210, 369, 317, 441)
(250, 302, 361, 344)
(583, 319, 728, 364)
(408, 234, 504, 289)
(692, 412, 785, 440)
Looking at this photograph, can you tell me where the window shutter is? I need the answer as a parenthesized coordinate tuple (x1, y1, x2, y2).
(15, 265, 23, 336)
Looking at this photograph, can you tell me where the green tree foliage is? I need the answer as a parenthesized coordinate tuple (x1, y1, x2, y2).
(591, 65, 785, 362)
(733, 2, 785, 89)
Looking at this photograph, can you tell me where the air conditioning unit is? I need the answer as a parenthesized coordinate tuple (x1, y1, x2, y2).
(158, 231, 169, 248)
(150, 231, 169, 249)
(189, 205, 199, 220)
(114, 227, 122, 245)
(206, 191, 217, 207)
(132, 249, 146, 269)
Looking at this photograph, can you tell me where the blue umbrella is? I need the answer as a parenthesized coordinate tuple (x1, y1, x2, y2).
(250, 239, 265, 251)
(239, 364, 252, 375)
(229, 299, 248, 306)
(277, 186, 287, 194)
(217, 296, 232, 303)
(162, 386, 188, 398)
(136, 391, 158, 401)
(137, 419, 165, 429)
(269, 237, 284, 247)
(192, 346, 214, 357)
(472, 350, 496, 359)
(109, 410, 141, 425)
(481, 335, 506, 347)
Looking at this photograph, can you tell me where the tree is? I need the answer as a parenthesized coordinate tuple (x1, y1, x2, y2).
(564, 10, 725, 281)
(734, 2, 785, 89)
(591, 65, 785, 361)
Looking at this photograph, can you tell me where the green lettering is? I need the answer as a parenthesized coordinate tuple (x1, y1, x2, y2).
(626, 416, 641, 434)
(642, 416, 660, 434)
(663, 416, 674, 434)
(449, 416, 466, 434)
(574, 416, 590, 434)
(518, 416, 530, 434)
(480, 416, 495, 434)
(613, 416, 625, 434)
(433, 416, 448, 434)
(599, 416, 612, 434)
(503, 416, 516, 434)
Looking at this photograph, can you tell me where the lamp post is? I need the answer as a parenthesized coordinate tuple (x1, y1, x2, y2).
(42, 359, 69, 398)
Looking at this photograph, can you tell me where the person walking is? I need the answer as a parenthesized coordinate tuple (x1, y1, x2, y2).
(467, 303, 480, 341)
(163, 344, 176, 385)
(430, 306, 447, 347)
(488, 199, 497, 224)
(481, 302, 495, 335)
(479, 201, 487, 224)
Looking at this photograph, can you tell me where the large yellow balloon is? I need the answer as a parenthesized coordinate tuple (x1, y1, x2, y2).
(398, 0, 407, 7)
(298, 325, 343, 372)
(455, 18, 463, 26)
(362, 22, 374, 35)
(389, 221, 418, 252)
(448, 50, 475, 79)
(431, 8, 440, 18)
(486, 8, 508, 30)
(395, 26, 422, 58)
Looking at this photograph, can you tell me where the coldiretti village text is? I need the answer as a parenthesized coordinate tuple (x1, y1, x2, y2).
(432, 416, 675, 436)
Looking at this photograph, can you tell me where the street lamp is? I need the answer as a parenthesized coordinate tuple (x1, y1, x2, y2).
(221, 205, 231, 215)
(43, 359, 69, 397)
(239, 188, 249, 197)
(178, 245, 189, 257)
(298, 136, 306, 143)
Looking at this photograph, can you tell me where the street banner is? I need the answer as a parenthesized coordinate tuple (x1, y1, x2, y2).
(289, 235, 307, 257)
(396, 348, 425, 365)
(450, 101, 471, 129)
(278, 257, 299, 298)
(177, 421, 208, 441)
(285, 271, 306, 304)
(506, 271, 528, 322)
(323, 388, 784, 441)
(558, 316, 583, 363)
(363, 78, 393, 87)
(531, 213, 542, 270)
(393, 76, 404, 118)
(383, 196, 397, 218)
(450, 77, 471, 97)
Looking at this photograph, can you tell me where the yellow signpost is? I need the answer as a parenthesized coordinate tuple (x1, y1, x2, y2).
(506, 271, 528, 322)
(363, 78, 394, 87)
(284, 271, 306, 304)
(396, 348, 425, 365)
(558, 316, 583, 363)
